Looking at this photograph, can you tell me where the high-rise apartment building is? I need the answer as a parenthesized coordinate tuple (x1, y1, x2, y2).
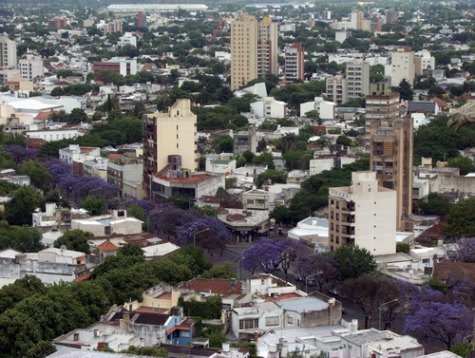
(346, 60, 370, 100)
(138, 12, 146, 27)
(365, 82, 400, 150)
(0, 35, 17, 86)
(365, 82, 412, 230)
(391, 47, 415, 87)
(19, 55, 44, 81)
(414, 50, 435, 76)
(47, 17, 68, 29)
(284, 44, 304, 82)
(230, 13, 278, 91)
(142, 99, 197, 195)
(102, 20, 124, 35)
(350, 10, 364, 30)
(386, 9, 398, 24)
(257, 17, 278, 78)
(326, 75, 347, 104)
(328, 171, 396, 255)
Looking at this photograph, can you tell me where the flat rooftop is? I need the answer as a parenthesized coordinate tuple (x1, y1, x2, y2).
(276, 296, 329, 312)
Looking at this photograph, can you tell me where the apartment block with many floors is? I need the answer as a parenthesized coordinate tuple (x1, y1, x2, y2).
(284, 44, 304, 82)
(230, 14, 278, 90)
(328, 171, 396, 255)
(391, 47, 415, 87)
(346, 60, 370, 100)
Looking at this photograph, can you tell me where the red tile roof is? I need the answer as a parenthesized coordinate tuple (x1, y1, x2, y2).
(433, 97, 448, 108)
(73, 272, 91, 282)
(108, 153, 123, 160)
(97, 241, 119, 251)
(432, 259, 475, 288)
(35, 110, 59, 120)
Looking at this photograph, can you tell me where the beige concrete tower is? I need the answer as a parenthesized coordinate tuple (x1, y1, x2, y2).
(391, 47, 415, 86)
(142, 99, 197, 194)
(230, 14, 278, 90)
(231, 13, 258, 91)
(328, 171, 397, 255)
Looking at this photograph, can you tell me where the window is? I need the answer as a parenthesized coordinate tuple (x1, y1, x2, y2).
(182, 331, 190, 338)
(265, 316, 279, 326)
(240, 318, 258, 330)
(287, 316, 294, 324)
(422, 258, 430, 264)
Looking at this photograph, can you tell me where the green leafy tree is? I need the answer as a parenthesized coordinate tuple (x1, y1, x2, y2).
(397, 79, 414, 101)
(252, 152, 275, 170)
(80, 197, 106, 216)
(336, 135, 352, 147)
(4, 186, 42, 226)
(68, 108, 88, 124)
(424, 278, 448, 294)
(202, 263, 236, 279)
(0, 226, 45, 253)
(444, 198, 475, 238)
(305, 110, 321, 125)
(331, 245, 377, 281)
(447, 156, 474, 175)
(120, 346, 168, 357)
(270, 205, 293, 226)
(117, 243, 143, 257)
(20, 160, 52, 192)
(396, 243, 410, 253)
(53, 230, 92, 254)
(450, 343, 473, 357)
(213, 135, 234, 153)
(256, 170, 287, 187)
(413, 192, 452, 217)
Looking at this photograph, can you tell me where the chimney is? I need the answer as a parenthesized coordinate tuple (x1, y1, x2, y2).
(123, 312, 131, 333)
(254, 330, 259, 342)
(73, 333, 79, 341)
(328, 298, 336, 309)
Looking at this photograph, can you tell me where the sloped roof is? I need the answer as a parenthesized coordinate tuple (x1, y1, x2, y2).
(407, 101, 437, 113)
(97, 241, 119, 251)
(432, 259, 475, 288)
(35, 110, 59, 120)
(433, 97, 448, 108)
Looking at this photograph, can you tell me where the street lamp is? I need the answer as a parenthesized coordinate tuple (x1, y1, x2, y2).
(193, 228, 209, 247)
(89, 187, 102, 197)
(305, 272, 320, 293)
(379, 299, 398, 330)
(238, 256, 245, 280)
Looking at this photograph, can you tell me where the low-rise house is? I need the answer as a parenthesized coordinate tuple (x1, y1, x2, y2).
(59, 144, 101, 165)
(217, 208, 270, 242)
(72, 210, 143, 237)
(32, 203, 89, 233)
(335, 329, 424, 358)
(107, 154, 143, 198)
(231, 294, 342, 340)
(53, 322, 142, 352)
(243, 187, 271, 210)
(288, 217, 329, 252)
(0, 247, 88, 288)
(250, 97, 286, 119)
(175, 278, 245, 311)
(206, 153, 236, 175)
